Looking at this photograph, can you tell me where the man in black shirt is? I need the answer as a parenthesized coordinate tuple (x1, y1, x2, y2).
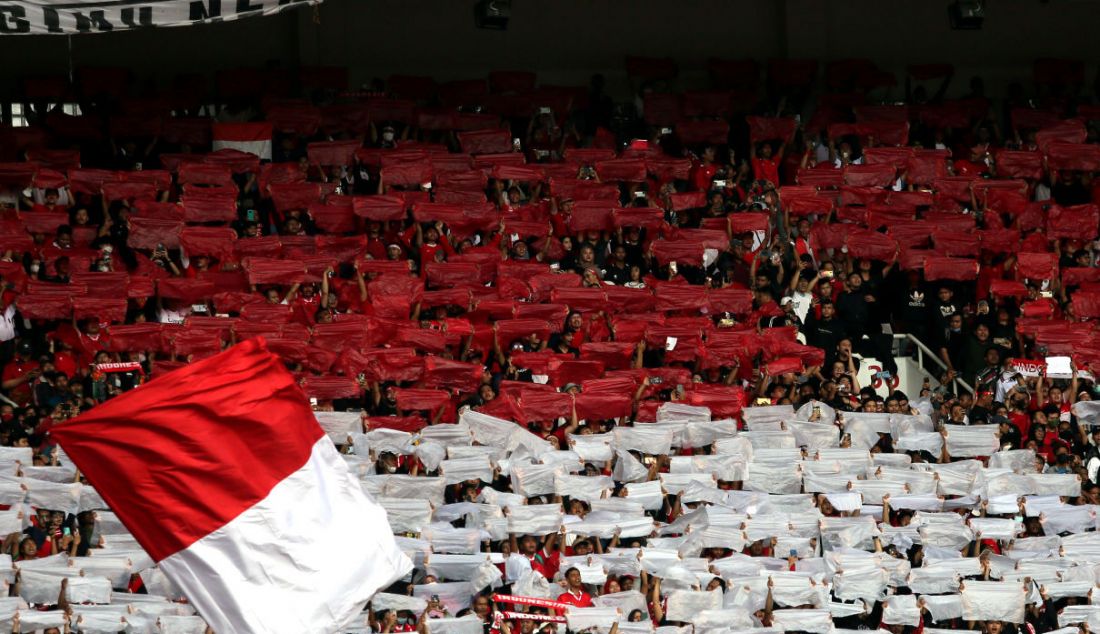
(932, 285, 961, 346)
(603, 244, 631, 286)
(804, 300, 847, 367)
(995, 415, 1021, 449)
(1052, 171, 1091, 206)
(939, 313, 967, 373)
(898, 273, 931, 342)
(835, 272, 873, 340)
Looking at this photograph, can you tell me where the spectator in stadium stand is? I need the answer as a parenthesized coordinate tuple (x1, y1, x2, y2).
(1, 52, 1100, 633)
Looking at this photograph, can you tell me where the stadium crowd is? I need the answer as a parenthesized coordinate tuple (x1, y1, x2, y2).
(0, 57, 1097, 634)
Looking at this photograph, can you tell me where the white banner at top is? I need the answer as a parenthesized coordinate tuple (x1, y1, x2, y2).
(0, 0, 321, 35)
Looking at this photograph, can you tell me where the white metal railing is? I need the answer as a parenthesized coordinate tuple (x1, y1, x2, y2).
(893, 333, 975, 395)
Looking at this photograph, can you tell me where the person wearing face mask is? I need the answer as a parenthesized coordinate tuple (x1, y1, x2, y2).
(376, 124, 399, 149)
(372, 609, 417, 633)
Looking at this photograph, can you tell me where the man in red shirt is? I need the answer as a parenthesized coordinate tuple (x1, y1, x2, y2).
(556, 567, 593, 609)
(689, 146, 719, 191)
(285, 281, 322, 325)
(29, 188, 68, 215)
(402, 222, 455, 269)
(751, 139, 786, 187)
(511, 532, 560, 580)
(2, 340, 40, 406)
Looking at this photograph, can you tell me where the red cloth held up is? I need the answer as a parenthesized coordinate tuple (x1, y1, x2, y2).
(1048, 204, 1100, 240)
(569, 201, 617, 232)
(746, 116, 797, 142)
(101, 181, 157, 203)
(843, 164, 896, 188)
(16, 294, 72, 319)
(579, 342, 636, 370)
(457, 129, 514, 155)
(518, 389, 573, 423)
(179, 227, 237, 260)
(862, 147, 913, 170)
(978, 229, 1021, 254)
(651, 240, 704, 266)
(1071, 291, 1100, 318)
(550, 288, 609, 313)
(158, 278, 217, 303)
(1064, 268, 1100, 287)
(547, 359, 605, 387)
(995, 150, 1044, 180)
(708, 288, 755, 315)
(667, 192, 707, 212)
(352, 195, 406, 221)
(595, 159, 647, 183)
(612, 208, 666, 230)
(269, 183, 323, 214)
(394, 388, 450, 413)
(1047, 143, 1100, 172)
(301, 376, 360, 400)
(654, 283, 707, 313)
(845, 230, 898, 261)
(181, 190, 237, 223)
(244, 258, 308, 285)
(307, 140, 361, 167)
(923, 256, 979, 281)
(1017, 252, 1059, 280)
(675, 120, 730, 145)
(906, 150, 950, 186)
(132, 200, 184, 221)
(107, 323, 166, 353)
(308, 200, 356, 234)
(381, 160, 433, 187)
(20, 212, 69, 236)
(646, 158, 692, 182)
(1036, 120, 1087, 154)
(204, 149, 261, 175)
(765, 357, 804, 376)
(932, 230, 979, 257)
(70, 272, 129, 298)
(989, 279, 1028, 297)
(178, 163, 234, 188)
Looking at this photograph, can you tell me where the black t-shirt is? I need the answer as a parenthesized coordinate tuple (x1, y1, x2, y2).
(998, 423, 1021, 449)
(804, 315, 847, 362)
(989, 321, 1018, 355)
(899, 286, 930, 329)
(373, 398, 399, 417)
(932, 300, 961, 345)
(604, 262, 631, 286)
(835, 291, 871, 338)
(1053, 180, 1091, 206)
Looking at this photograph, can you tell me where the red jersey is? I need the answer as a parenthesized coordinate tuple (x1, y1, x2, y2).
(556, 590, 593, 609)
(690, 162, 719, 192)
(752, 157, 780, 186)
(291, 295, 321, 325)
(2, 359, 39, 405)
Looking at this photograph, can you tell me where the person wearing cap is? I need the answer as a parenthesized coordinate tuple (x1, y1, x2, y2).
(384, 242, 406, 261)
(1, 340, 40, 406)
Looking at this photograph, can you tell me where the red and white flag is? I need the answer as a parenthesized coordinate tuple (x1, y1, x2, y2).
(212, 122, 274, 160)
(51, 338, 411, 634)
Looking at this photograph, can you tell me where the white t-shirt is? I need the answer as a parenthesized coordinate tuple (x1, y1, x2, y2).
(157, 306, 190, 325)
(789, 290, 814, 324)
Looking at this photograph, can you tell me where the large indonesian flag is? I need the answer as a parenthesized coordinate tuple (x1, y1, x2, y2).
(212, 122, 273, 160)
(51, 338, 411, 634)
